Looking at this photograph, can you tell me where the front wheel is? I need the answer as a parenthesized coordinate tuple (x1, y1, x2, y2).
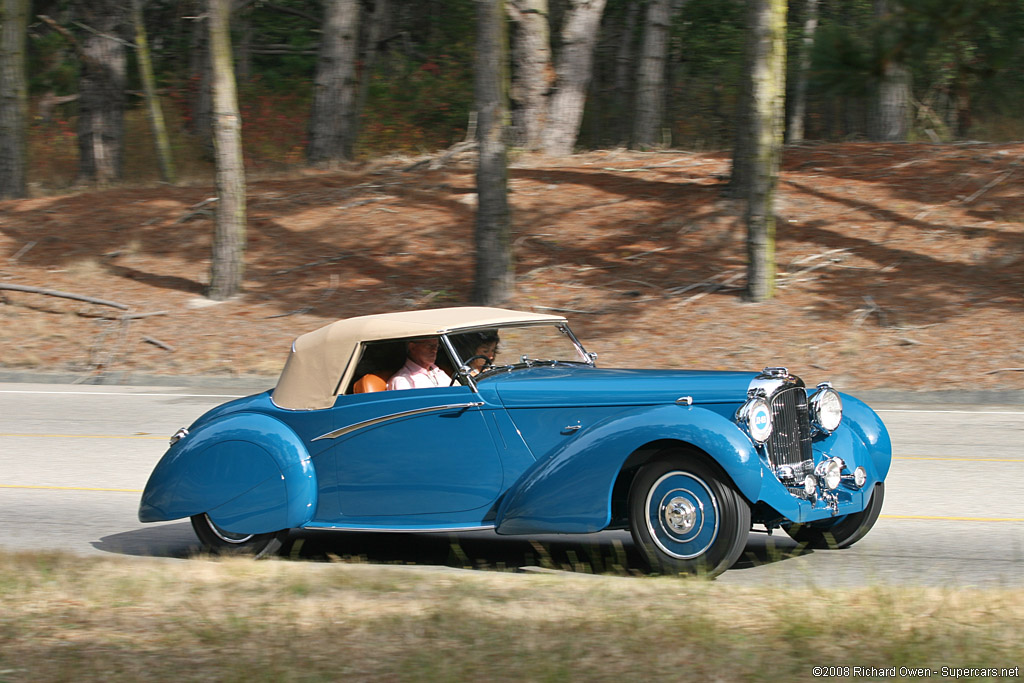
(628, 452, 751, 578)
(190, 513, 286, 557)
(784, 482, 885, 549)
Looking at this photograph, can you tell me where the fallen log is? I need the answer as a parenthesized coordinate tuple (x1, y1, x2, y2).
(0, 284, 129, 310)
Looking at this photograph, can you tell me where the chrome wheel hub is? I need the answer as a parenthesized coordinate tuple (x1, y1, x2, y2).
(663, 496, 697, 534)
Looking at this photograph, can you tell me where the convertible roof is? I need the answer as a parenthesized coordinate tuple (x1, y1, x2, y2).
(271, 306, 566, 410)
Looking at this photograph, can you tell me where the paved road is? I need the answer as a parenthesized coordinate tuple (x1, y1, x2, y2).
(1, 382, 1022, 586)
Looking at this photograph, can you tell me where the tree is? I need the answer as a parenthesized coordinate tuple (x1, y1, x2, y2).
(307, 0, 362, 164)
(540, 0, 607, 156)
(632, 0, 673, 148)
(786, 0, 817, 142)
(473, 0, 513, 305)
(869, 0, 910, 141)
(75, 0, 129, 184)
(131, 0, 176, 184)
(507, 0, 551, 150)
(738, 0, 787, 302)
(0, 0, 28, 199)
(207, 0, 247, 301)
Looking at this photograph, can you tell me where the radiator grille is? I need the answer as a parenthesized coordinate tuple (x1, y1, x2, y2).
(766, 387, 813, 470)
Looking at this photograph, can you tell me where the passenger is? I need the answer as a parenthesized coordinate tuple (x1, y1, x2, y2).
(453, 329, 500, 376)
(387, 337, 452, 390)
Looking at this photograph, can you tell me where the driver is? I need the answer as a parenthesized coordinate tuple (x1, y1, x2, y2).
(453, 330, 500, 377)
(387, 337, 452, 390)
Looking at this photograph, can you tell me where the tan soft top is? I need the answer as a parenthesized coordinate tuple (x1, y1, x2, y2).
(271, 306, 566, 410)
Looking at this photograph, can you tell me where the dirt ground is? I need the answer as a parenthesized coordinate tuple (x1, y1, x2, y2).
(1, 143, 1022, 393)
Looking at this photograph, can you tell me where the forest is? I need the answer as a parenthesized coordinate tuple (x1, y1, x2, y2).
(1, 0, 1022, 194)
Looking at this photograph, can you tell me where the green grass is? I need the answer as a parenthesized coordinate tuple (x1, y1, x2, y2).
(0, 551, 1022, 681)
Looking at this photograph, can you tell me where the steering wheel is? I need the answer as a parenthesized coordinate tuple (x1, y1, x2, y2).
(449, 355, 493, 386)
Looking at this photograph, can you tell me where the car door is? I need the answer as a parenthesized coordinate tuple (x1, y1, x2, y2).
(316, 385, 504, 520)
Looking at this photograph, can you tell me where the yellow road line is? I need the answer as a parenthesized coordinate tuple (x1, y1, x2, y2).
(0, 484, 142, 492)
(0, 433, 165, 440)
(881, 514, 1024, 522)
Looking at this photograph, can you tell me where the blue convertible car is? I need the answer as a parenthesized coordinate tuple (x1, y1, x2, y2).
(139, 307, 891, 576)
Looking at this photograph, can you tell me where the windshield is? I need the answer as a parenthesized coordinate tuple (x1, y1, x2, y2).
(446, 323, 591, 379)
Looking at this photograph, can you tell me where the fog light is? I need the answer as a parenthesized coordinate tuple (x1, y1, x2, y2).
(816, 458, 843, 490)
(854, 466, 867, 488)
(803, 475, 817, 497)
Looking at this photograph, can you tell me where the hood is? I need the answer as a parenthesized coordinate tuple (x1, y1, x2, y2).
(488, 367, 758, 408)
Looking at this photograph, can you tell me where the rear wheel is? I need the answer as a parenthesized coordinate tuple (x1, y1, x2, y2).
(628, 451, 751, 578)
(784, 483, 885, 549)
(190, 514, 286, 557)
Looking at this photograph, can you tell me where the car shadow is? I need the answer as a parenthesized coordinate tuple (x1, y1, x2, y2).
(93, 522, 201, 559)
(95, 525, 813, 577)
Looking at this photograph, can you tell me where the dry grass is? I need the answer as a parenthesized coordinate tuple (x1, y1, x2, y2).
(1, 551, 1022, 681)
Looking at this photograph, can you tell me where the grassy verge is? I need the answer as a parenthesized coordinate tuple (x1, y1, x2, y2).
(1, 551, 1021, 681)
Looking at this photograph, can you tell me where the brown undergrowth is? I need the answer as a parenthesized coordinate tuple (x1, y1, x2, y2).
(1, 143, 1022, 391)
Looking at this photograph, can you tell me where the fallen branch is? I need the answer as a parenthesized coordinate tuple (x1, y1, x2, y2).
(9, 241, 36, 263)
(672, 272, 745, 309)
(174, 197, 218, 224)
(0, 283, 129, 310)
(119, 310, 168, 320)
(142, 336, 175, 352)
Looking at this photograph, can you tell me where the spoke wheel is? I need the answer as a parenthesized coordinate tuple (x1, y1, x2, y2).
(628, 451, 750, 578)
(784, 483, 885, 550)
(190, 514, 286, 557)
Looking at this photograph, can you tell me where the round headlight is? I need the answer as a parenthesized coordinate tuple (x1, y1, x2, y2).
(739, 396, 773, 444)
(816, 457, 843, 490)
(810, 385, 843, 433)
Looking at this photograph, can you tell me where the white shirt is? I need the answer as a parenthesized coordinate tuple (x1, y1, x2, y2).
(386, 358, 451, 390)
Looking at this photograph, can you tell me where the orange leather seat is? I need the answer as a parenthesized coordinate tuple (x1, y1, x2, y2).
(352, 372, 391, 394)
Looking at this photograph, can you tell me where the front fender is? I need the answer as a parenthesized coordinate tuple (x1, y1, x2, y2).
(839, 393, 892, 480)
(495, 404, 762, 535)
(138, 413, 316, 534)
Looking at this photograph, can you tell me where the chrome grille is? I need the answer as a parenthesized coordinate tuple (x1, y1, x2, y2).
(766, 387, 813, 471)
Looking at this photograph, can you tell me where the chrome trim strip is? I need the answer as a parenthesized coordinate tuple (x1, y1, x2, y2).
(312, 401, 485, 441)
(301, 523, 497, 533)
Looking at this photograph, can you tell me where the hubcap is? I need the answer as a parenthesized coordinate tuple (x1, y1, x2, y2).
(663, 497, 697, 533)
(644, 471, 719, 560)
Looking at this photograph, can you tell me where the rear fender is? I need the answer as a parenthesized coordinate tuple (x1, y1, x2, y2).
(138, 413, 316, 534)
(495, 404, 762, 534)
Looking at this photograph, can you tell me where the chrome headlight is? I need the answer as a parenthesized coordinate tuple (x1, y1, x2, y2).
(815, 457, 843, 490)
(737, 395, 773, 444)
(809, 383, 842, 433)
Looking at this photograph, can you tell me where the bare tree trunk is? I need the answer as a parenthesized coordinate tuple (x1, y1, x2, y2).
(232, 0, 253, 82)
(76, 0, 129, 185)
(786, 0, 817, 143)
(353, 0, 390, 146)
(742, 0, 786, 303)
(0, 0, 28, 199)
(131, 0, 176, 184)
(189, 14, 214, 157)
(869, 0, 910, 142)
(631, 0, 672, 149)
(307, 0, 362, 164)
(507, 0, 551, 150)
(474, 0, 513, 305)
(540, 0, 607, 156)
(612, 0, 641, 144)
(207, 0, 247, 301)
